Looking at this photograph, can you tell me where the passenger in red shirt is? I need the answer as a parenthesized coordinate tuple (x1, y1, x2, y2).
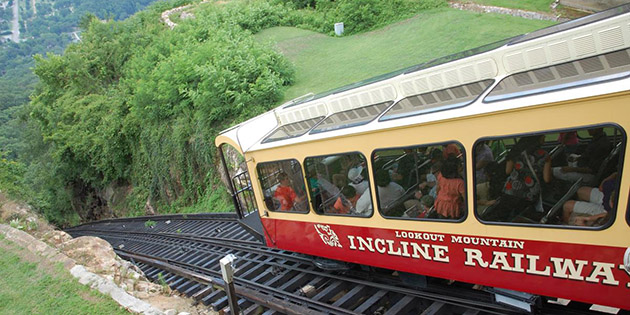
(332, 185, 360, 214)
(274, 172, 303, 211)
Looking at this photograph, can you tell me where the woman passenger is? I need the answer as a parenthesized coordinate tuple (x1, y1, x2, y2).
(434, 156, 465, 219)
(503, 135, 552, 212)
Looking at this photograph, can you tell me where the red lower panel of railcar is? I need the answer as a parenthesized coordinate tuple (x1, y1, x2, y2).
(262, 218, 630, 310)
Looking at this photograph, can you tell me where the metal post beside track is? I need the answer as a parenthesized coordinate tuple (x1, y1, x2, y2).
(220, 254, 239, 315)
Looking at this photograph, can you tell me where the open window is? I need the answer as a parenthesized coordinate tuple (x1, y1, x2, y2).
(475, 125, 625, 228)
(304, 152, 372, 217)
(372, 142, 466, 221)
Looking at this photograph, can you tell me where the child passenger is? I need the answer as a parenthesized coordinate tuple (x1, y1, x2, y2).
(333, 185, 360, 214)
(274, 172, 303, 211)
(434, 156, 465, 219)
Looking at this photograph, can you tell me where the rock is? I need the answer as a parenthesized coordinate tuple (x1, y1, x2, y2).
(135, 291, 150, 299)
(178, 312, 191, 315)
(145, 197, 156, 216)
(165, 309, 177, 315)
(125, 278, 137, 290)
(180, 12, 194, 20)
(41, 230, 73, 248)
(0, 199, 29, 221)
(136, 280, 163, 295)
(60, 236, 118, 274)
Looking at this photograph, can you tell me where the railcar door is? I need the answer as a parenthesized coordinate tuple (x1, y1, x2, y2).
(218, 144, 265, 242)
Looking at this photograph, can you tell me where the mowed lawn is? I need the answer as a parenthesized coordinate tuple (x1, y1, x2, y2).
(255, 7, 555, 102)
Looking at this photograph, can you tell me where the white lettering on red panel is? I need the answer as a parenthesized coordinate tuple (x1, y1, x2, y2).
(342, 230, 630, 288)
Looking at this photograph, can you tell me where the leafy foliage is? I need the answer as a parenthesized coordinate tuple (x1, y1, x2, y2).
(21, 0, 450, 225)
(0, 151, 27, 200)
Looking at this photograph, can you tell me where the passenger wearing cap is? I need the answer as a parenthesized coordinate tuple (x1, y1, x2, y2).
(348, 166, 369, 195)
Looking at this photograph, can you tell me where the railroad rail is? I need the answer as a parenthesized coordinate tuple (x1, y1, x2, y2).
(66, 214, 617, 315)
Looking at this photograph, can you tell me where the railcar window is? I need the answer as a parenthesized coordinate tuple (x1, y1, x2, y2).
(484, 48, 630, 103)
(310, 101, 393, 134)
(304, 152, 372, 217)
(256, 159, 308, 213)
(372, 142, 466, 220)
(475, 126, 625, 228)
(263, 116, 325, 143)
(380, 80, 494, 121)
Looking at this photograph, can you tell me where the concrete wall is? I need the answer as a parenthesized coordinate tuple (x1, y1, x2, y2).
(560, 0, 629, 12)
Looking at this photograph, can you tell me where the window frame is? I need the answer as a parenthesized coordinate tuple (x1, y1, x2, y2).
(379, 79, 494, 122)
(371, 140, 468, 223)
(303, 151, 374, 218)
(483, 48, 630, 104)
(255, 158, 310, 214)
(473, 123, 626, 230)
(262, 116, 326, 144)
(309, 101, 394, 135)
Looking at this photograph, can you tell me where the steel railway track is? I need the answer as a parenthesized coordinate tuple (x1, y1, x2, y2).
(66, 214, 617, 315)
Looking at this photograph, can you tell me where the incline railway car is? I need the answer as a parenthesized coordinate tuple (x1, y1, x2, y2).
(215, 5, 630, 311)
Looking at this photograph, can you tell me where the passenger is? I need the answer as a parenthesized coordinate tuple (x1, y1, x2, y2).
(405, 166, 438, 213)
(476, 162, 503, 215)
(489, 139, 506, 161)
(403, 193, 434, 218)
(347, 166, 369, 195)
(332, 185, 360, 214)
(354, 188, 372, 215)
(430, 148, 443, 164)
(475, 141, 494, 183)
(562, 172, 617, 225)
(306, 166, 325, 212)
(442, 143, 461, 159)
(392, 149, 416, 189)
(423, 167, 439, 199)
(503, 135, 552, 212)
(375, 169, 404, 214)
(417, 195, 435, 218)
(434, 156, 466, 219)
(332, 173, 347, 188)
(553, 128, 612, 184)
(274, 172, 304, 211)
(558, 131, 579, 155)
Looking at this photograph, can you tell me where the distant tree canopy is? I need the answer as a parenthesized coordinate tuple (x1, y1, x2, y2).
(0, 0, 168, 186)
(20, 0, 447, 226)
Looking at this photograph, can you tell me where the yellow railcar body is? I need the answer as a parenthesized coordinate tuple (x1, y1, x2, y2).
(240, 90, 630, 248)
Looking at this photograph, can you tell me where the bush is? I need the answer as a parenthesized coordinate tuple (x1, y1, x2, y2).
(0, 152, 27, 200)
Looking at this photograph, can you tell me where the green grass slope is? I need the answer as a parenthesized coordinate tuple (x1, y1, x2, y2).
(0, 236, 128, 315)
(255, 7, 555, 102)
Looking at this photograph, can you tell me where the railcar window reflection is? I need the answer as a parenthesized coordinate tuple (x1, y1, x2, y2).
(475, 126, 625, 228)
(256, 160, 308, 213)
(304, 153, 372, 217)
(372, 142, 466, 220)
